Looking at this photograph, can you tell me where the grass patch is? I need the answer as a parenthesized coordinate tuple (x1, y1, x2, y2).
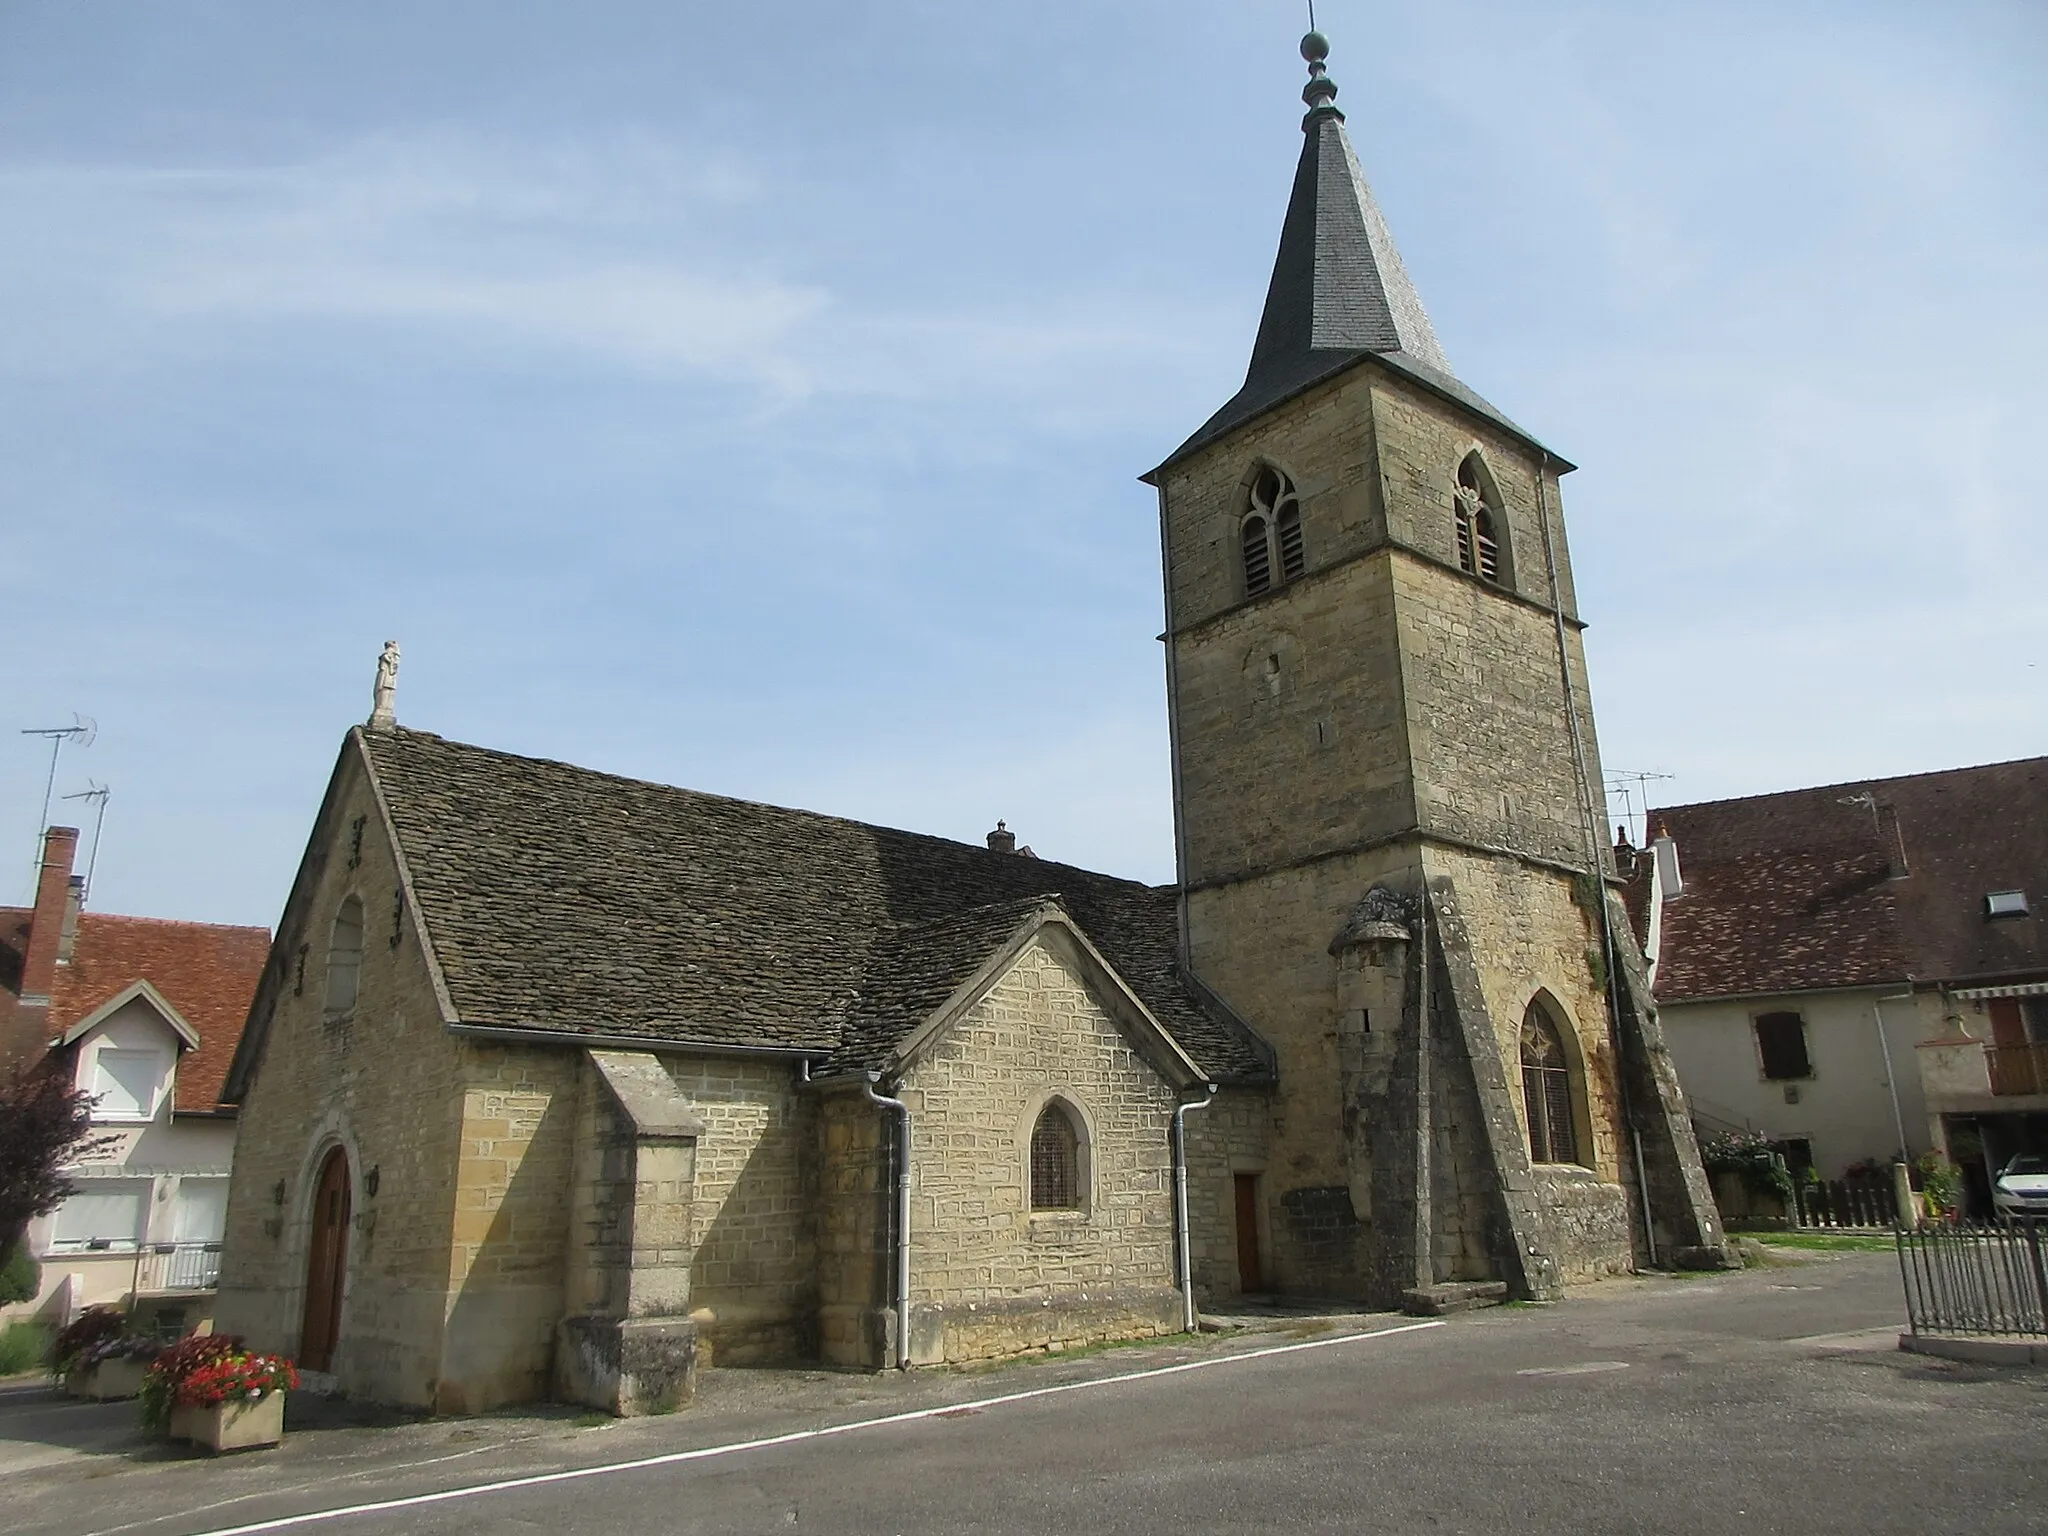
(1750, 1232, 1895, 1254)
(571, 1412, 611, 1429)
(0, 1320, 51, 1375)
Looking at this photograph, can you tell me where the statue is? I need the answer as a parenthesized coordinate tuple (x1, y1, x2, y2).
(368, 640, 401, 731)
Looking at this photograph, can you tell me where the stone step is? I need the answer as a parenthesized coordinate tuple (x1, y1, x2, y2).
(1400, 1281, 1510, 1317)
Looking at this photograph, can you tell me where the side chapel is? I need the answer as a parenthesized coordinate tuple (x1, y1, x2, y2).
(214, 33, 1727, 1415)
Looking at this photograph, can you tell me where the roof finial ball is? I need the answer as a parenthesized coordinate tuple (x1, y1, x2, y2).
(1300, 29, 1341, 117)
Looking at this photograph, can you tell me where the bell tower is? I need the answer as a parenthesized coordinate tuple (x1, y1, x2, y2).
(1146, 32, 1727, 1301)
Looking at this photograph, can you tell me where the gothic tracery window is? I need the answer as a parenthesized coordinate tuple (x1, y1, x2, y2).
(1455, 458, 1504, 585)
(1520, 1003, 1579, 1165)
(1029, 1102, 1082, 1210)
(1241, 466, 1305, 597)
(324, 895, 364, 1018)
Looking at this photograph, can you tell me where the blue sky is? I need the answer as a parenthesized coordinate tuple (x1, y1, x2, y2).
(4, 1, 2043, 928)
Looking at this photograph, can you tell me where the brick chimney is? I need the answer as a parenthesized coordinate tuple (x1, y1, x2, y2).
(4, 827, 79, 1071)
(986, 821, 1017, 854)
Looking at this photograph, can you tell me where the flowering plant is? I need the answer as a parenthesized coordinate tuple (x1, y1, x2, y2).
(79, 1331, 161, 1369)
(140, 1333, 291, 1430)
(50, 1306, 126, 1376)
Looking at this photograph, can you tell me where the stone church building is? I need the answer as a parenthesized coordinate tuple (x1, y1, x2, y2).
(215, 33, 1726, 1415)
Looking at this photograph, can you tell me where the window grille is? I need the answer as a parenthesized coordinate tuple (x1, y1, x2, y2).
(1520, 1005, 1578, 1165)
(1277, 504, 1305, 581)
(1473, 507, 1500, 582)
(1455, 458, 1506, 586)
(1242, 515, 1272, 597)
(1030, 1104, 1080, 1210)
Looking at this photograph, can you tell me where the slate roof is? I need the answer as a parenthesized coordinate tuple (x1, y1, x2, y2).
(359, 728, 1270, 1083)
(1644, 757, 2048, 1001)
(1147, 49, 1562, 478)
(0, 909, 271, 1111)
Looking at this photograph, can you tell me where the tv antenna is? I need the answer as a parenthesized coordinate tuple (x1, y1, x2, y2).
(22, 716, 95, 892)
(61, 782, 111, 906)
(1604, 768, 1673, 848)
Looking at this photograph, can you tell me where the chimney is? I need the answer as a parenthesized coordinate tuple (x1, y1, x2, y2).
(1651, 826, 1684, 899)
(1876, 803, 1909, 878)
(57, 875, 84, 964)
(986, 820, 1017, 854)
(5, 826, 78, 1069)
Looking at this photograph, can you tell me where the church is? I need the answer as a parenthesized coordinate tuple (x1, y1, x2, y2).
(214, 32, 1727, 1416)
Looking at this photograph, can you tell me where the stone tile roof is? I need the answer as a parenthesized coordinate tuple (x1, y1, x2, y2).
(1146, 58, 1565, 478)
(0, 909, 271, 1111)
(1647, 757, 2048, 1001)
(360, 729, 1270, 1083)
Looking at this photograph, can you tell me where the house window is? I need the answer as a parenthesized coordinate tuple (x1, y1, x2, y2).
(1029, 1103, 1081, 1210)
(1454, 456, 1506, 585)
(1520, 1004, 1579, 1165)
(172, 1178, 231, 1245)
(1754, 1012, 1812, 1081)
(89, 1047, 168, 1121)
(50, 1180, 150, 1252)
(324, 895, 364, 1017)
(1241, 466, 1305, 597)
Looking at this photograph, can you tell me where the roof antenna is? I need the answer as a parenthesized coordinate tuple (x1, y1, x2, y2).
(20, 715, 95, 896)
(1307, 0, 1316, 29)
(60, 782, 111, 906)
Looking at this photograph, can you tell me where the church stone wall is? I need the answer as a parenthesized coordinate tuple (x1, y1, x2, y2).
(895, 934, 1183, 1363)
(1181, 1085, 1272, 1298)
(215, 753, 467, 1411)
(657, 1056, 813, 1365)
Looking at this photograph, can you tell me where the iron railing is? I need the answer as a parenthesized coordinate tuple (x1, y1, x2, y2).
(1896, 1220, 2048, 1339)
(132, 1242, 223, 1294)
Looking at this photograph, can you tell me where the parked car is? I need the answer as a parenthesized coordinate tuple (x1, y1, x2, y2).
(1991, 1155, 2048, 1219)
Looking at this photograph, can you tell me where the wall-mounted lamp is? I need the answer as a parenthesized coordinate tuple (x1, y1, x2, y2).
(365, 1165, 381, 1198)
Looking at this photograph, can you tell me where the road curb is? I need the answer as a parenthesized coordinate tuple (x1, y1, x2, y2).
(1898, 1333, 2048, 1367)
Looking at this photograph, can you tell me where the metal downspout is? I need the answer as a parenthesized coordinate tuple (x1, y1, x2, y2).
(863, 1076, 912, 1369)
(1173, 1085, 1218, 1332)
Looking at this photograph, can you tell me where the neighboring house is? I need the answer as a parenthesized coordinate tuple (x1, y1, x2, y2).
(1631, 757, 2048, 1204)
(214, 31, 1724, 1418)
(0, 826, 270, 1330)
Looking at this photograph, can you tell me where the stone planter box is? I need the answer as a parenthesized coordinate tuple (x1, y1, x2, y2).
(65, 1358, 151, 1400)
(169, 1392, 286, 1453)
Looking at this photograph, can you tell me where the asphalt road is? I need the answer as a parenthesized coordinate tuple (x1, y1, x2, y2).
(10, 1252, 2047, 1536)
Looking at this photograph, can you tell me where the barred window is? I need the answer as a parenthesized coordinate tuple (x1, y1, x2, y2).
(1520, 1004, 1578, 1165)
(1241, 466, 1305, 597)
(1029, 1103, 1081, 1210)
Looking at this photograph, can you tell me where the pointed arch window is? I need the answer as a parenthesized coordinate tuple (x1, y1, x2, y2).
(1241, 466, 1305, 597)
(1029, 1102, 1082, 1210)
(1520, 1003, 1580, 1165)
(324, 895, 364, 1018)
(1454, 458, 1505, 586)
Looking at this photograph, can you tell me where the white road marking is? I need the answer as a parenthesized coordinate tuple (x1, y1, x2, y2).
(1515, 1361, 1630, 1376)
(169, 1321, 1446, 1536)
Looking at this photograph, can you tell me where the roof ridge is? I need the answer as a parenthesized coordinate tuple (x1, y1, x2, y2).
(367, 726, 1159, 895)
(72, 911, 272, 936)
(1652, 754, 2048, 819)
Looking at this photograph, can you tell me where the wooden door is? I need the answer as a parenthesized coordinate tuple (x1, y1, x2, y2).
(1234, 1173, 1263, 1294)
(298, 1148, 351, 1372)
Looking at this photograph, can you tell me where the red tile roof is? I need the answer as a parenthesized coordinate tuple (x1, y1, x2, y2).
(1, 908, 270, 1112)
(1647, 757, 2048, 1002)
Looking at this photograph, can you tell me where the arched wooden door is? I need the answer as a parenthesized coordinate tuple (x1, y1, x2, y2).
(298, 1148, 351, 1372)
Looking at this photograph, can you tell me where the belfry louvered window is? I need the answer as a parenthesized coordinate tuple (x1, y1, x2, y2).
(1030, 1103, 1081, 1210)
(1241, 466, 1305, 597)
(1520, 1004, 1579, 1165)
(1455, 458, 1504, 585)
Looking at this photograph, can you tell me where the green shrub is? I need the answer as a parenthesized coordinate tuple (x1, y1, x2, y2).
(1699, 1131, 1795, 1202)
(1917, 1153, 1963, 1218)
(0, 1320, 52, 1376)
(0, 1239, 38, 1306)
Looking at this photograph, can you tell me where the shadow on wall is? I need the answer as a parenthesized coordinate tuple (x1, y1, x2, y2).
(437, 1086, 576, 1416)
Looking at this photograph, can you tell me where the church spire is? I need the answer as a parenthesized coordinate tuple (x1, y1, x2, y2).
(1248, 30, 1449, 379)
(1151, 31, 1543, 476)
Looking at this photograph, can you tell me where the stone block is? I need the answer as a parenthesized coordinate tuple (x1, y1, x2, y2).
(555, 1314, 698, 1416)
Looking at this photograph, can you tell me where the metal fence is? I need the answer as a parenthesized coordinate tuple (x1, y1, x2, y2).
(133, 1241, 223, 1294)
(1896, 1220, 2048, 1339)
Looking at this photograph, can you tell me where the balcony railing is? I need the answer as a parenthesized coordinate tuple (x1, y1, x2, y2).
(1987, 1044, 2048, 1097)
(133, 1242, 223, 1294)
